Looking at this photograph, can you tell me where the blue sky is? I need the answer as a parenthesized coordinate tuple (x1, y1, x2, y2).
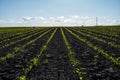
(0, 0, 120, 26)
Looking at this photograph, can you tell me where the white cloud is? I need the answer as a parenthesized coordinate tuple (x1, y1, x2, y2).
(0, 19, 24, 24)
(0, 16, 120, 26)
(70, 15, 79, 19)
(57, 16, 64, 19)
(0, 20, 8, 23)
(34, 16, 45, 20)
(22, 17, 35, 21)
(22, 16, 45, 21)
(63, 18, 76, 23)
(49, 17, 55, 20)
(54, 19, 63, 23)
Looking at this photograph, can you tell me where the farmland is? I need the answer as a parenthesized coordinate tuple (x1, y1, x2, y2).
(0, 26, 120, 80)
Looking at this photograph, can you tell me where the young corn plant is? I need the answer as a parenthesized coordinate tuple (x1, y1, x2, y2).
(0, 29, 51, 62)
(60, 28, 86, 80)
(19, 28, 57, 80)
(65, 28, 120, 66)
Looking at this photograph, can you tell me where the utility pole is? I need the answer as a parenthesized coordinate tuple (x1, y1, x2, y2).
(82, 20, 84, 27)
(76, 21, 79, 26)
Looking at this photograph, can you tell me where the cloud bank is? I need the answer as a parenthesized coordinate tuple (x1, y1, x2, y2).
(0, 16, 120, 26)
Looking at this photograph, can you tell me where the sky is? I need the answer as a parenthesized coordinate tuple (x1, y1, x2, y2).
(0, 0, 120, 26)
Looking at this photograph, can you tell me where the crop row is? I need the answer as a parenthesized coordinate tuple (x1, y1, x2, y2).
(19, 28, 57, 80)
(0, 28, 48, 49)
(74, 27, 120, 44)
(0, 28, 44, 45)
(81, 26, 120, 38)
(60, 28, 86, 80)
(65, 28, 120, 66)
(69, 28, 120, 48)
(0, 28, 52, 62)
(0, 28, 33, 40)
(0, 27, 119, 80)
